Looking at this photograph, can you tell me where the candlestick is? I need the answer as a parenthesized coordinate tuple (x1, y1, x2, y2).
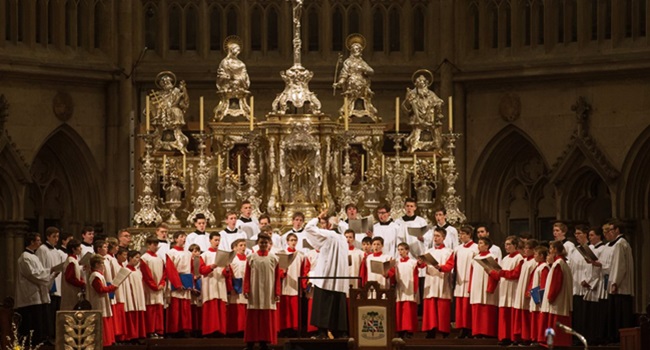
(182, 153, 186, 178)
(200, 96, 204, 132)
(146, 96, 150, 132)
(162, 155, 167, 177)
(433, 153, 437, 172)
(217, 154, 222, 177)
(395, 97, 400, 133)
(344, 97, 349, 131)
(448, 96, 453, 132)
(250, 96, 254, 131)
(360, 154, 365, 181)
(381, 154, 385, 179)
(413, 154, 417, 172)
(237, 154, 241, 179)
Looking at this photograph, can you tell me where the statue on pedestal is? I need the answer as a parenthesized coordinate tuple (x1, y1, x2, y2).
(214, 36, 251, 121)
(150, 71, 189, 153)
(403, 69, 444, 153)
(334, 34, 379, 122)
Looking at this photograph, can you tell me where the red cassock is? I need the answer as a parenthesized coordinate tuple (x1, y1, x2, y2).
(243, 250, 282, 344)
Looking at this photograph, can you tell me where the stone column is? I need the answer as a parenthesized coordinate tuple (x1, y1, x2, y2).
(0, 221, 29, 301)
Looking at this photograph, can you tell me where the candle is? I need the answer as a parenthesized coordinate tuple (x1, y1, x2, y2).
(395, 97, 400, 133)
(360, 154, 365, 180)
(146, 95, 150, 132)
(162, 155, 166, 177)
(381, 154, 385, 179)
(433, 153, 437, 172)
(182, 153, 186, 178)
(250, 96, 254, 131)
(344, 97, 349, 131)
(448, 96, 453, 132)
(200, 96, 204, 132)
(237, 154, 241, 179)
(413, 154, 417, 172)
(217, 154, 222, 177)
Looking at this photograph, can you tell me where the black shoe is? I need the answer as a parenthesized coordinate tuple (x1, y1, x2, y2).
(441, 332, 449, 339)
(497, 339, 512, 346)
(425, 329, 436, 339)
(405, 332, 413, 339)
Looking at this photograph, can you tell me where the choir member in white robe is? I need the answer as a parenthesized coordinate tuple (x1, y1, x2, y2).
(165, 232, 193, 334)
(283, 212, 310, 253)
(80, 226, 95, 256)
(420, 228, 455, 338)
(489, 236, 524, 345)
(359, 237, 395, 289)
(61, 239, 85, 311)
(469, 237, 500, 338)
(373, 204, 400, 258)
(279, 233, 305, 335)
(302, 246, 320, 333)
(433, 208, 459, 250)
(185, 213, 210, 252)
(552, 222, 576, 259)
(568, 225, 591, 341)
(219, 212, 249, 252)
(511, 239, 539, 344)
(227, 239, 249, 335)
(87, 255, 118, 347)
(604, 220, 634, 343)
(476, 225, 502, 261)
(125, 251, 148, 340)
(139, 238, 167, 337)
(155, 223, 171, 261)
(540, 241, 573, 347)
(304, 212, 350, 338)
(199, 232, 230, 336)
(393, 243, 420, 338)
(110, 245, 128, 340)
(237, 200, 260, 240)
(583, 227, 608, 345)
(337, 203, 368, 244)
(345, 230, 365, 289)
(453, 226, 478, 338)
(528, 246, 549, 344)
(15, 233, 59, 345)
(244, 234, 281, 349)
(35, 227, 66, 339)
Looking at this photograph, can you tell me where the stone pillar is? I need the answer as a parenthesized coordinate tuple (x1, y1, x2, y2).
(0, 221, 29, 301)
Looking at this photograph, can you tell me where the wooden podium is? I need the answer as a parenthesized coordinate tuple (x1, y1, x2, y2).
(349, 281, 400, 350)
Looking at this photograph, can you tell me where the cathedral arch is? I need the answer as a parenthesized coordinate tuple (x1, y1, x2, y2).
(25, 125, 103, 235)
(305, 4, 320, 52)
(561, 167, 612, 226)
(621, 125, 650, 220)
(208, 4, 223, 51)
(470, 125, 550, 239)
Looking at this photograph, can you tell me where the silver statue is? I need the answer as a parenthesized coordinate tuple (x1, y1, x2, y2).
(403, 69, 444, 153)
(271, 0, 321, 115)
(334, 34, 379, 122)
(214, 35, 251, 121)
(150, 71, 190, 153)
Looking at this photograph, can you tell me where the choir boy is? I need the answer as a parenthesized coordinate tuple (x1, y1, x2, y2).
(139, 236, 167, 338)
(124, 250, 147, 341)
(155, 223, 171, 260)
(346, 230, 365, 289)
(283, 212, 308, 253)
(476, 225, 502, 261)
(359, 237, 395, 288)
(605, 220, 634, 344)
(278, 233, 305, 337)
(394, 198, 429, 259)
(227, 239, 248, 336)
(259, 214, 282, 249)
(80, 226, 95, 256)
(237, 200, 260, 239)
(489, 236, 524, 345)
(361, 236, 372, 256)
(61, 239, 85, 310)
(253, 225, 280, 253)
(165, 231, 193, 336)
(529, 246, 549, 344)
(433, 208, 459, 250)
(337, 203, 365, 242)
(244, 233, 281, 350)
(186, 213, 210, 252)
(453, 226, 478, 338)
(511, 239, 539, 345)
(36, 226, 66, 340)
(394, 243, 420, 339)
(188, 244, 203, 336)
(219, 211, 248, 252)
(420, 228, 455, 338)
(583, 227, 607, 345)
(87, 255, 118, 347)
(107, 240, 127, 341)
(540, 240, 573, 347)
(117, 229, 132, 249)
(569, 225, 591, 342)
(199, 232, 230, 336)
(553, 221, 576, 258)
(372, 204, 400, 258)
(468, 237, 499, 338)
(57, 231, 74, 252)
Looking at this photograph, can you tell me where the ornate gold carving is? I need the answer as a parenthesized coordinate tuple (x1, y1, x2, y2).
(55, 310, 102, 350)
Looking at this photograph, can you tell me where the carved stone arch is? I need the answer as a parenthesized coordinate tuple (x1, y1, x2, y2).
(25, 124, 103, 235)
(621, 125, 650, 220)
(0, 135, 31, 221)
(469, 125, 549, 239)
(561, 166, 612, 226)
